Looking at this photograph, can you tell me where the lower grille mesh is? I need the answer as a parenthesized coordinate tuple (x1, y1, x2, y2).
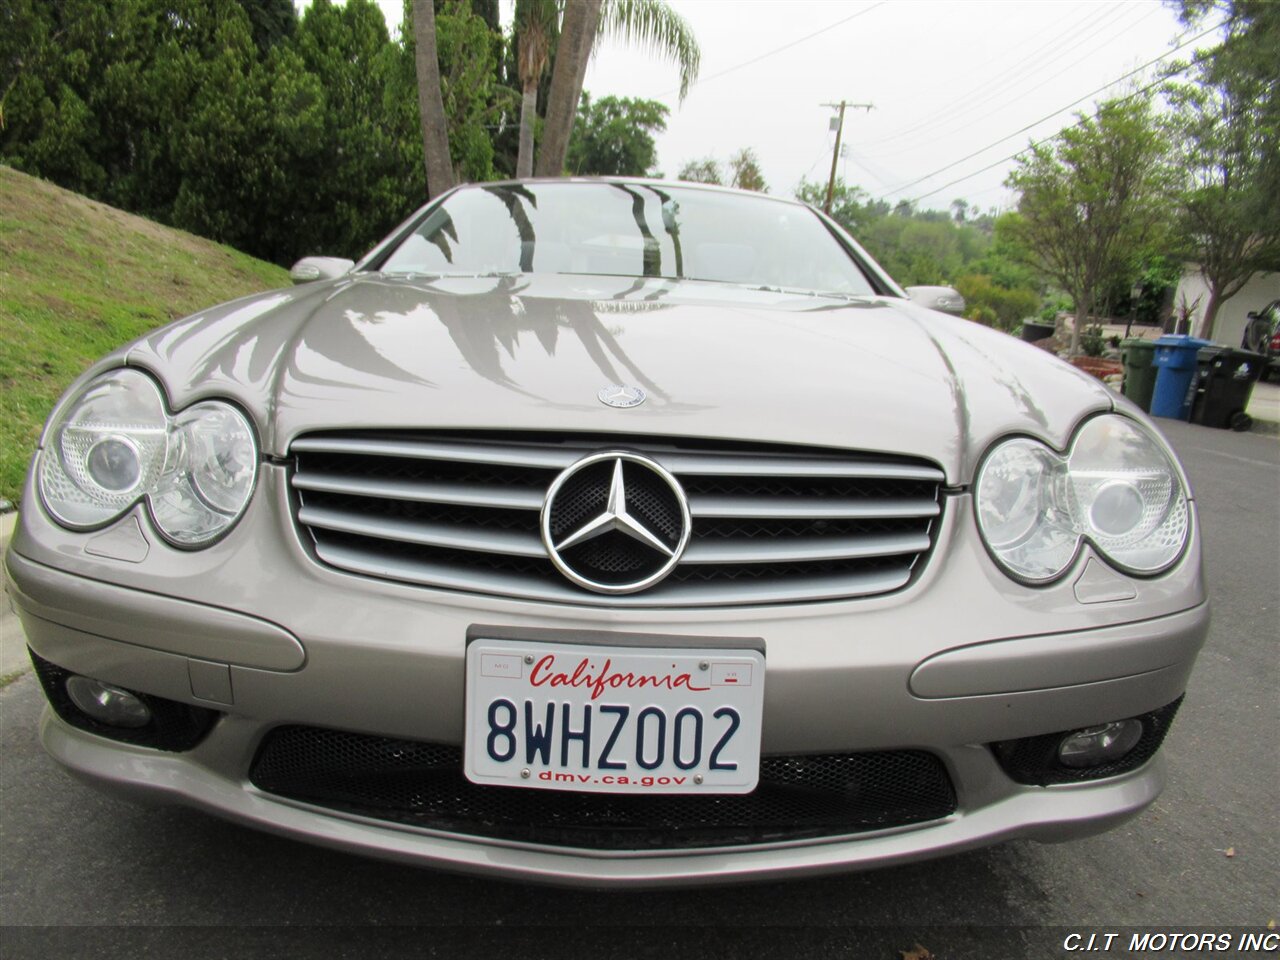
(249, 726, 957, 850)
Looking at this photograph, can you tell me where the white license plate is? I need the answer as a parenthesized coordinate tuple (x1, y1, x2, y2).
(464, 639, 765, 794)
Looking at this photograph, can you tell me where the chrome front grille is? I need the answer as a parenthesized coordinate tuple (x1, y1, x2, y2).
(290, 432, 944, 607)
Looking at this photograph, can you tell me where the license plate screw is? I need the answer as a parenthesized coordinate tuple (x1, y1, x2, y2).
(699, 661, 709, 671)
(694, 774, 704, 784)
(520, 768, 531, 779)
(524, 655, 534, 664)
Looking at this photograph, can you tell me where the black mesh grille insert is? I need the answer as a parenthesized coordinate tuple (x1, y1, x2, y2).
(249, 725, 957, 850)
(30, 649, 219, 752)
(991, 697, 1183, 786)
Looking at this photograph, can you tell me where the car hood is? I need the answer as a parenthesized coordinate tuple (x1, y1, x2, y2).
(127, 273, 1114, 484)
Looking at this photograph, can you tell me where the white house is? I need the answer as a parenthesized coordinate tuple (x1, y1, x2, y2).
(1172, 267, 1280, 345)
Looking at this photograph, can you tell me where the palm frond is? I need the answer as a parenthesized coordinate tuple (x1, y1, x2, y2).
(599, 0, 701, 101)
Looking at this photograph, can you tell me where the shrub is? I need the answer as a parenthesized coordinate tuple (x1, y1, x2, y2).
(954, 274, 1040, 333)
(966, 304, 999, 327)
(1081, 324, 1107, 357)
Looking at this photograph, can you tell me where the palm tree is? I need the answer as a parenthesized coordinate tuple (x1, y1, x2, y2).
(412, 0, 698, 186)
(515, 0, 558, 179)
(411, 0, 455, 198)
(535, 0, 700, 178)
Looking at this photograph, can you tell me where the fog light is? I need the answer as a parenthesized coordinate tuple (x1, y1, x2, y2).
(65, 676, 152, 728)
(1057, 719, 1143, 768)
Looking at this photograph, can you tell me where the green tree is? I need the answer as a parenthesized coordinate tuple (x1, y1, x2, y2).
(858, 215, 989, 286)
(513, 0, 557, 178)
(1165, 2, 1280, 339)
(968, 212, 1041, 292)
(795, 178, 888, 234)
(154, 3, 336, 262)
(406, 0, 508, 191)
(566, 93, 667, 176)
(1005, 96, 1172, 355)
(953, 275, 1040, 332)
(535, 0, 699, 177)
(241, 0, 299, 52)
(284, 0, 415, 259)
(1, 0, 136, 199)
(676, 157, 722, 185)
(727, 147, 766, 192)
(410, 0, 455, 197)
(674, 148, 767, 191)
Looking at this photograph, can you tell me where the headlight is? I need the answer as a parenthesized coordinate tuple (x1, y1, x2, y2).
(39, 369, 257, 546)
(975, 415, 1189, 583)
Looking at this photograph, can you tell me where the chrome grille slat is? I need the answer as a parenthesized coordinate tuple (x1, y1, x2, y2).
(688, 494, 940, 520)
(298, 505, 545, 558)
(291, 473, 543, 511)
(292, 436, 579, 470)
(291, 432, 943, 606)
(291, 435, 944, 481)
(657, 453, 944, 481)
(682, 532, 931, 565)
(313, 540, 915, 607)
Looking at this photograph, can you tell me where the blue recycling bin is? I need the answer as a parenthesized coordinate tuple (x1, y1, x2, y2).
(1151, 335, 1213, 420)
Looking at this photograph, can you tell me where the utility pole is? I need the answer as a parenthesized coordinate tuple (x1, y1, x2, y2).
(822, 100, 873, 214)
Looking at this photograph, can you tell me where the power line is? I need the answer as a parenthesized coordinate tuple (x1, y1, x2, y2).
(881, 20, 1225, 201)
(858, 1, 1126, 150)
(903, 39, 1220, 206)
(863, 3, 1161, 159)
(840, 146, 897, 193)
(652, 2, 887, 99)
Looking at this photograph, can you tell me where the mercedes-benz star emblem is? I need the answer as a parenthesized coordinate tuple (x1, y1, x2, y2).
(597, 384, 647, 408)
(540, 452, 691, 595)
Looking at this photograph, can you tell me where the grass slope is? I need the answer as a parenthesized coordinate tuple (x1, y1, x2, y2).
(0, 166, 288, 504)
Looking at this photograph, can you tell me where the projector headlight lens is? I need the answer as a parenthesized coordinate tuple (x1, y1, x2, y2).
(39, 369, 257, 546)
(976, 415, 1189, 583)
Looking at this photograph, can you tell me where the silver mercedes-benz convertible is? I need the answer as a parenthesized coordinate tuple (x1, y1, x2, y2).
(5, 179, 1208, 886)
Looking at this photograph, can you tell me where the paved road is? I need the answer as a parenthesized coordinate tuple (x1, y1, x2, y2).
(2, 420, 1276, 958)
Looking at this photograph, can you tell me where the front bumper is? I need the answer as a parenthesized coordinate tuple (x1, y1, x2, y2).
(5, 464, 1210, 886)
(39, 707, 1167, 888)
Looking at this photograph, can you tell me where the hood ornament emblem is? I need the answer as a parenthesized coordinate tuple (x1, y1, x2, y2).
(597, 384, 646, 408)
(541, 452, 690, 594)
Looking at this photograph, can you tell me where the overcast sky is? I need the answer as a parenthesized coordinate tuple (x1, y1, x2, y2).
(372, 0, 1217, 214)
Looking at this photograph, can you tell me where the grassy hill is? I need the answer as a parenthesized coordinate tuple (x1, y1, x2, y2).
(0, 166, 289, 504)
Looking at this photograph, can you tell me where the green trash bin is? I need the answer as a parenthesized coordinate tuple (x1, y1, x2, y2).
(1121, 339, 1158, 412)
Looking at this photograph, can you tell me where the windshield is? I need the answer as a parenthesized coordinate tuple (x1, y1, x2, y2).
(378, 182, 878, 297)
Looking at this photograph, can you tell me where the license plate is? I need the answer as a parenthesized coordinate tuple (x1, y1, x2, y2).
(464, 639, 765, 794)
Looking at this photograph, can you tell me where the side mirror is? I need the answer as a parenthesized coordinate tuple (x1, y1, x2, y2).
(289, 256, 356, 284)
(904, 285, 966, 316)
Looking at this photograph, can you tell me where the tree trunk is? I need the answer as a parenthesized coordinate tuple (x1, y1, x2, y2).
(412, 0, 455, 199)
(1196, 285, 1222, 341)
(1070, 292, 1090, 357)
(534, 0, 601, 178)
(516, 81, 537, 179)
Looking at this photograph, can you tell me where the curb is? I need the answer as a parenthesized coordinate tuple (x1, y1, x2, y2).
(1, 508, 30, 682)
(0, 508, 16, 550)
